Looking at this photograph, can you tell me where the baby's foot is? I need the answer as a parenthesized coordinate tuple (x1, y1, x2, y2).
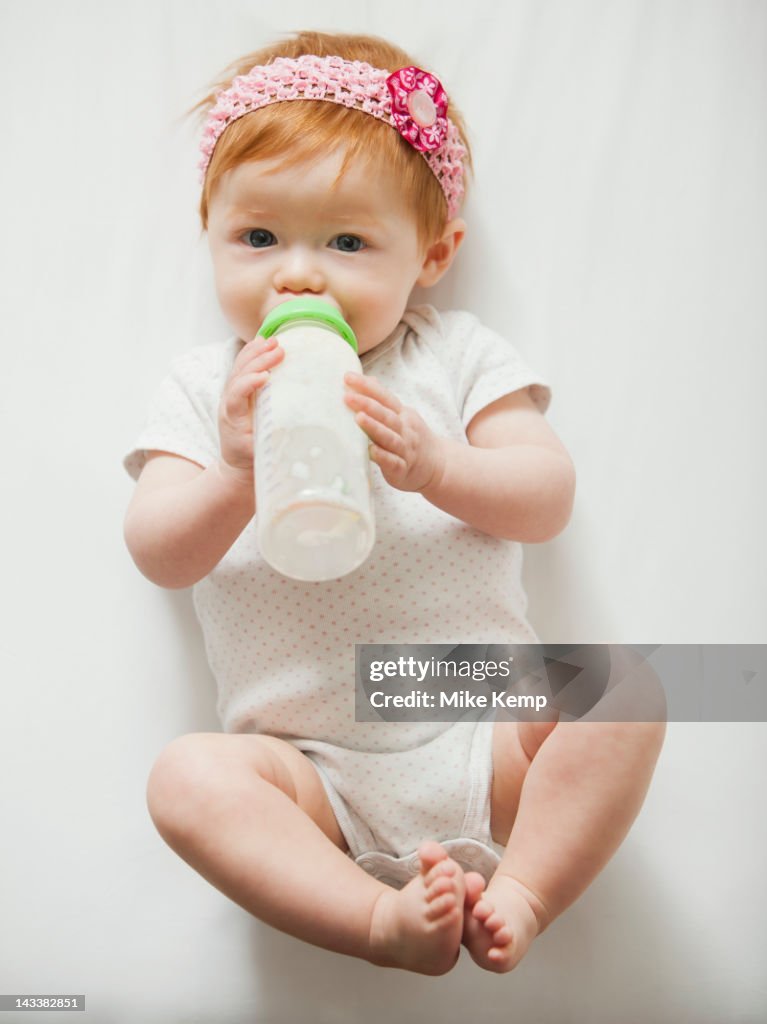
(461, 870, 487, 948)
(462, 871, 546, 973)
(367, 840, 465, 975)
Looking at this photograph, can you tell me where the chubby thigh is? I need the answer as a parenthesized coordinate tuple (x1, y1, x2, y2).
(255, 734, 350, 852)
(148, 732, 349, 854)
(490, 719, 558, 845)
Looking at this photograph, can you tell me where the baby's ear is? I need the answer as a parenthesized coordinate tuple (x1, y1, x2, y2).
(417, 218, 466, 287)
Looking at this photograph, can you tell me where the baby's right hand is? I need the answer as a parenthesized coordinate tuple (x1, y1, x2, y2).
(218, 334, 284, 478)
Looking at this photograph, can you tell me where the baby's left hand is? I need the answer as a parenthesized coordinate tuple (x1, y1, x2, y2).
(344, 373, 445, 493)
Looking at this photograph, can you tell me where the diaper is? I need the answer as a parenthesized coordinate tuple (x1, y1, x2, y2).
(293, 717, 502, 888)
(354, 837, 501, 889)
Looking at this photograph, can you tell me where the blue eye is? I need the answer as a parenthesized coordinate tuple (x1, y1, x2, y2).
(330, 234, 365, 253)
(246, 229, 276, 248)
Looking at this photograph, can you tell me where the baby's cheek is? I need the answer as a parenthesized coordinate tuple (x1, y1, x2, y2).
(219, 287, 261, 338)
(355, 288, 408, 352)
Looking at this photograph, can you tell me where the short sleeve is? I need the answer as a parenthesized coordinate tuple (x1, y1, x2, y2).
(408, 307, 552, 430)
(122, 342, 229, 481)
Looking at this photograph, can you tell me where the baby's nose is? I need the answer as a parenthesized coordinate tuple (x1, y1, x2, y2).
(273, 247, 325, 294)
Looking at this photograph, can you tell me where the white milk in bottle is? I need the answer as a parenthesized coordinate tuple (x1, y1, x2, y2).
(253, 297, 375, 581)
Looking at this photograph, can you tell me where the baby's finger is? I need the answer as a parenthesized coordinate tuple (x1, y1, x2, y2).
(223, 371, 270, 419)
(344, 372, 402, 413)
(238, 343, 284, 377)
(231, 335, 278, 374)
(344, 389, 401, 434)
(368, 443, 406, 478)
(354, 410, 406, 458)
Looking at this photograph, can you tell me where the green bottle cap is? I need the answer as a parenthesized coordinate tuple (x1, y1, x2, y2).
(257, 298, 358, 353)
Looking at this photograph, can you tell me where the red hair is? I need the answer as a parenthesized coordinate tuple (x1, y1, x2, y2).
(189, 30, 473, 249)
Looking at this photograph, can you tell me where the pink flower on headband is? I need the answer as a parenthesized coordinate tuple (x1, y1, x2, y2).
(386, 66, 448, 153)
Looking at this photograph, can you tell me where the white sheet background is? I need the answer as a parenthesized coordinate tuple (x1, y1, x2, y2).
(1, 1, 765, 1021)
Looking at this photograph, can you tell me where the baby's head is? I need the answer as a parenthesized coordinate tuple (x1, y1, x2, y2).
(191, 31, 473, 353)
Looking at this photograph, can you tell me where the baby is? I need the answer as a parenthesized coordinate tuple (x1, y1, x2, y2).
(123, 30, 665, 975)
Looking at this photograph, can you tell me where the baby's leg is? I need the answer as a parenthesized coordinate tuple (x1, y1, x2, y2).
(464, 646, 667, 971)
(146, 733, 465, 974)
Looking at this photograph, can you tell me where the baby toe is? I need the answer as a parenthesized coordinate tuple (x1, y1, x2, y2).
(425, 891, 459, 922)
(417, 840, 448, 875)
(484, 910, 506, 932)
(423, 860, 456, 887)
(464, 871, 485, 905)
(471, 898, 494, 923)
(425, 874, 455, 902)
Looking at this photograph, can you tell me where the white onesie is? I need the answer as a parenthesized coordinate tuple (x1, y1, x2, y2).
(124, 304, 551, 886)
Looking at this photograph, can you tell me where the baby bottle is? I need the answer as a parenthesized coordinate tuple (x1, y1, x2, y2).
(253, 297, 376, 582)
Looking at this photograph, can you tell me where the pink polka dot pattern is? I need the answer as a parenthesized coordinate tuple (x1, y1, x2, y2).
(123, 305, 552, 851)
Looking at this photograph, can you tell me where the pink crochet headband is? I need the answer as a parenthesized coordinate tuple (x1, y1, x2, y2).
(198, 54, 467, 219)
